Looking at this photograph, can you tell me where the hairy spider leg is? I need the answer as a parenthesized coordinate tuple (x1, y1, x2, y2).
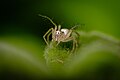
(72, 37, 78, 53)
(74, 31, 80, 46)
(38, 14, 58, 32)
(43, 28, 53, 46)
(39, 14, 59, 45)
(71, 24, 80, 30)
(63, 36, 77, 53)
(62, 36, 76, 53)
(72, 31, 80, 53)
(38, 14, 57, 27)
(47, 30, 52, 43)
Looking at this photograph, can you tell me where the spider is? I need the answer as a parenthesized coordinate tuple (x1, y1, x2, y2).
(39, 14, 80, 52)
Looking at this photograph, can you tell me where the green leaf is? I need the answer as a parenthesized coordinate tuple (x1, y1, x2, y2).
(64, 31, 120, 79)
(0, 31, 120, 79)
(44, 31, 120, 79)
(0, 35, 49, 79)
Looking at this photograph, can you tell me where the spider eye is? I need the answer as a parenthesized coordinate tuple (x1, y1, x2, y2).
(56, 31, 60, 34)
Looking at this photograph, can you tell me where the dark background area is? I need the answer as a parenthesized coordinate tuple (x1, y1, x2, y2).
(0, 0, 120, 38)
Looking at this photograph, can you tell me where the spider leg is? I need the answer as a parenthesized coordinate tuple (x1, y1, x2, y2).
(56, 41, 61, 46)
(47, 31, 52, 43)
(38, 14, 57, 27)
(71, 24, 80, 30)
(72, 37, 78, 53)
(73, 31, 80, 48)
(62, 36, 78, 53)
(72, 31, 80, 53)
(74, 31, 80, 37)
(61, 37, 75, 52)
(72, 39, 75, 53)
(43, 28, 53, 46)
(38, 14, 58, 36)
(62, 37, 73, 42)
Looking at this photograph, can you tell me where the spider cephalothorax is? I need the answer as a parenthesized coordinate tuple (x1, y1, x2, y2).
(39, 14, 80, 52)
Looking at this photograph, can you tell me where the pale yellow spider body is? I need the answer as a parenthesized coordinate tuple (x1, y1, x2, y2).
(39, 14, 80, 52)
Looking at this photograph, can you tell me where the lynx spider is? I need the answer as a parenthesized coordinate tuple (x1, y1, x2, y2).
(39, 14, 80, 52)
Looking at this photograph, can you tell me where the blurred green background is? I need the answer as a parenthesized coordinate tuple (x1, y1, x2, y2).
(0, 0, 120, 38)
(0, 0, 120, 80)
